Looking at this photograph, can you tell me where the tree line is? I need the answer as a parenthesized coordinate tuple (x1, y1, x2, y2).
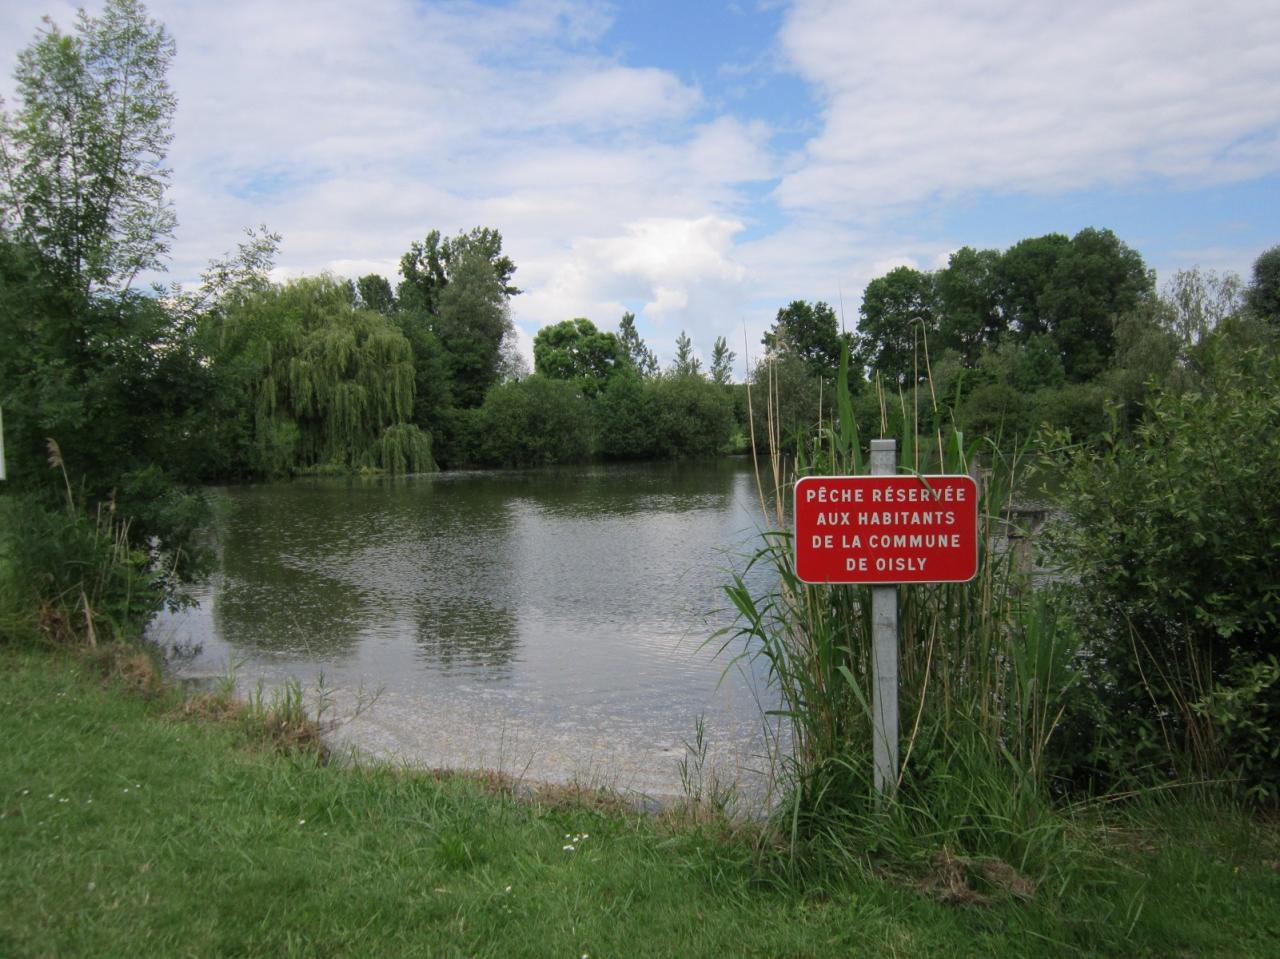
(3, 1, 1279, 564)
(759, 234, 1280, 453)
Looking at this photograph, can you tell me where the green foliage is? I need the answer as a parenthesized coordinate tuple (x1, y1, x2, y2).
(355, 273, 396, 315)
(1035, 228, 1154, 381)
(593, 371, 660, 459)
(749, 352, 826, 454)
(617, 311, 658, 377)
(213, 275, 431, 474)
(857, 271, 935, 386)
(1027, 382, 1109, 443)
(649, 373, 735, 458)
(473, 375, 592, 467)
(0, 241, 211, 561)
(0, 449, 164, 648)
(709, 335, 736, 386)
(766, 300, 850, 382)
(0, 0, 212, 596)
(1245, 245, 1280, 324)
(934, 246, 1004, 364)
(994, 232, 1071, 338)
(671, 329, 702, 376)
(1163, 266, 1244, 347)
(1043, 343, 1280, 800)
(0, 0, 176, 294)
(430, 242, 515, 409)
(376, 423, 434, 474)
(532, 317, 630, 396)
(956, 382, 1028, 439)
(396, 226, 518, 317)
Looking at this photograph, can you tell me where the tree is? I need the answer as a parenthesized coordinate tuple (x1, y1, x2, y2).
(1038, 228, 1153, 381)
(0, 0, 209, 564)
(594, 370, 659, 459)
(1162, 267, 1244, 348)
(994, 233, 1070, 339)
(1044, 344, 1280, 798)
(474, 375, 592, 467)
(1245, 245, 1280, 324)
(213, 275, 432, 474)
(709, 335, 736, 385)
(356, 273, 397, 315)
(394, 227, 519, 412)
(618, 311, 658, 376)
(433, 246, 515, 408)
(764, 300, 847, 380)
(857, 269, 936, 386)
(397, 226, 518, 316)
(650, 374, 734, 458)
(671, 330, 702, 376)
(934, 247, 1004, 365)
(533, 317, 629, 397)
(0, 0, 176, 295)
(748, 352, 826, 454)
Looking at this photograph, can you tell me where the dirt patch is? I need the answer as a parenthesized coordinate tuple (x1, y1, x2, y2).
(915, 849, 1035, 906)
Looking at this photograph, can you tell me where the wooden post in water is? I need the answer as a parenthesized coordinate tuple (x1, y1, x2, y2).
(869, 438, 898, 798)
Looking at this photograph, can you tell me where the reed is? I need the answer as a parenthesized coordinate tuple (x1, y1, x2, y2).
(720, 349, 1082, 880)
(0, 440, 164, 649)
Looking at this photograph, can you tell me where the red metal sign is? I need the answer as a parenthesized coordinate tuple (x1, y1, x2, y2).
(794, 475, 979, 584)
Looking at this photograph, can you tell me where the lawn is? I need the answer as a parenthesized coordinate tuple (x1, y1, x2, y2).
(1, 647, 1277, 958)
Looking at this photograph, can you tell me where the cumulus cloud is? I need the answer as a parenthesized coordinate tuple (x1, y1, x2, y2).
(776, 0, 1280, 214)
(1, 0, 1276, 360)
(519, 215, 749, 359)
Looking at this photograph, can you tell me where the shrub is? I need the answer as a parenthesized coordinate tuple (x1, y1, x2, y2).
(475, 375, 592, 467)
(1042, 345, 1280, 801)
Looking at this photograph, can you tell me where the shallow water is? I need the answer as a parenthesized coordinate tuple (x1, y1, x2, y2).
(152, 460, 781, 802)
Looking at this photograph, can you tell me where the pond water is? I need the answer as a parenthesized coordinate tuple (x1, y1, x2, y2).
(151, 459, 781, 803)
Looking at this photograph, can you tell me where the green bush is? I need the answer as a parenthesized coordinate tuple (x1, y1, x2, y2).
(0, 492, 162, 648)
(593, 372, 660, 459)
(650, 373, 735, 459)
(1042, 344, 1280, 801)
(474, 375, 593, 467)
(1028, 382, 1110, 443)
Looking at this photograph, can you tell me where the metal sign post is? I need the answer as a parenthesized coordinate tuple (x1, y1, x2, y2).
(869, 438, 898, 798)
(792, 439, 980, 800)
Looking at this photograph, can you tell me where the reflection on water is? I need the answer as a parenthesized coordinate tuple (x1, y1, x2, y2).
(154, 460, 778, 799)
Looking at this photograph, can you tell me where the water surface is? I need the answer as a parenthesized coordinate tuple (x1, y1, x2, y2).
(153, 460, 779, 801)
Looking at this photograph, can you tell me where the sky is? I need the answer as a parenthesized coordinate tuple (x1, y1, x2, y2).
(2, 0, 1278, 374)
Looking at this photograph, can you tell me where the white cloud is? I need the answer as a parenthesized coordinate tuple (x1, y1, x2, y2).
(2, 0, 1277, 362)
(775, 0, 1280, 215)
(517, 215, 749, 359)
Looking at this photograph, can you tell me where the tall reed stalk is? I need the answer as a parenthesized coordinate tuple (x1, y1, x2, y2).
(720, 349, 1080, 876)
(0, 440, 163, 648)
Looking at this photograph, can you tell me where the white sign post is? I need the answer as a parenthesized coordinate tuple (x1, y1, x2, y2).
(869, 438, 898, 798)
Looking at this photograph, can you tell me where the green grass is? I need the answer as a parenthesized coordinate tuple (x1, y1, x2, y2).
(1, 647, 1277, 958)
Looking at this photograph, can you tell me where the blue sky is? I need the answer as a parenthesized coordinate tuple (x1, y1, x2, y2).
(2, 0, 1277, 373)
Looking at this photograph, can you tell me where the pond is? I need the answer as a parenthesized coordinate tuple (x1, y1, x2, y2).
(151, 459, 781, 803)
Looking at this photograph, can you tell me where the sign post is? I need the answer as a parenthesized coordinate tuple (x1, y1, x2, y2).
(869, 439, 898, 797)
(793, 441, 979, 799)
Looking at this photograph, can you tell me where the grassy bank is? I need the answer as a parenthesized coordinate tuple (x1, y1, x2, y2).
(1, 647, 1277, 958)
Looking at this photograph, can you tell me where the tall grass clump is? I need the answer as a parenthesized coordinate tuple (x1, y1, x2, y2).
(723, 349, 1082, 886)
(0, 440, 167, 649)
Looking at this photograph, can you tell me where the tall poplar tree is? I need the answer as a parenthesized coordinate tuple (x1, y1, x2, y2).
(0, 0, 176, 295)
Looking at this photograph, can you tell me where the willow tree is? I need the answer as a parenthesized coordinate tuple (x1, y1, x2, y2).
(217, 275, 433, 474)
